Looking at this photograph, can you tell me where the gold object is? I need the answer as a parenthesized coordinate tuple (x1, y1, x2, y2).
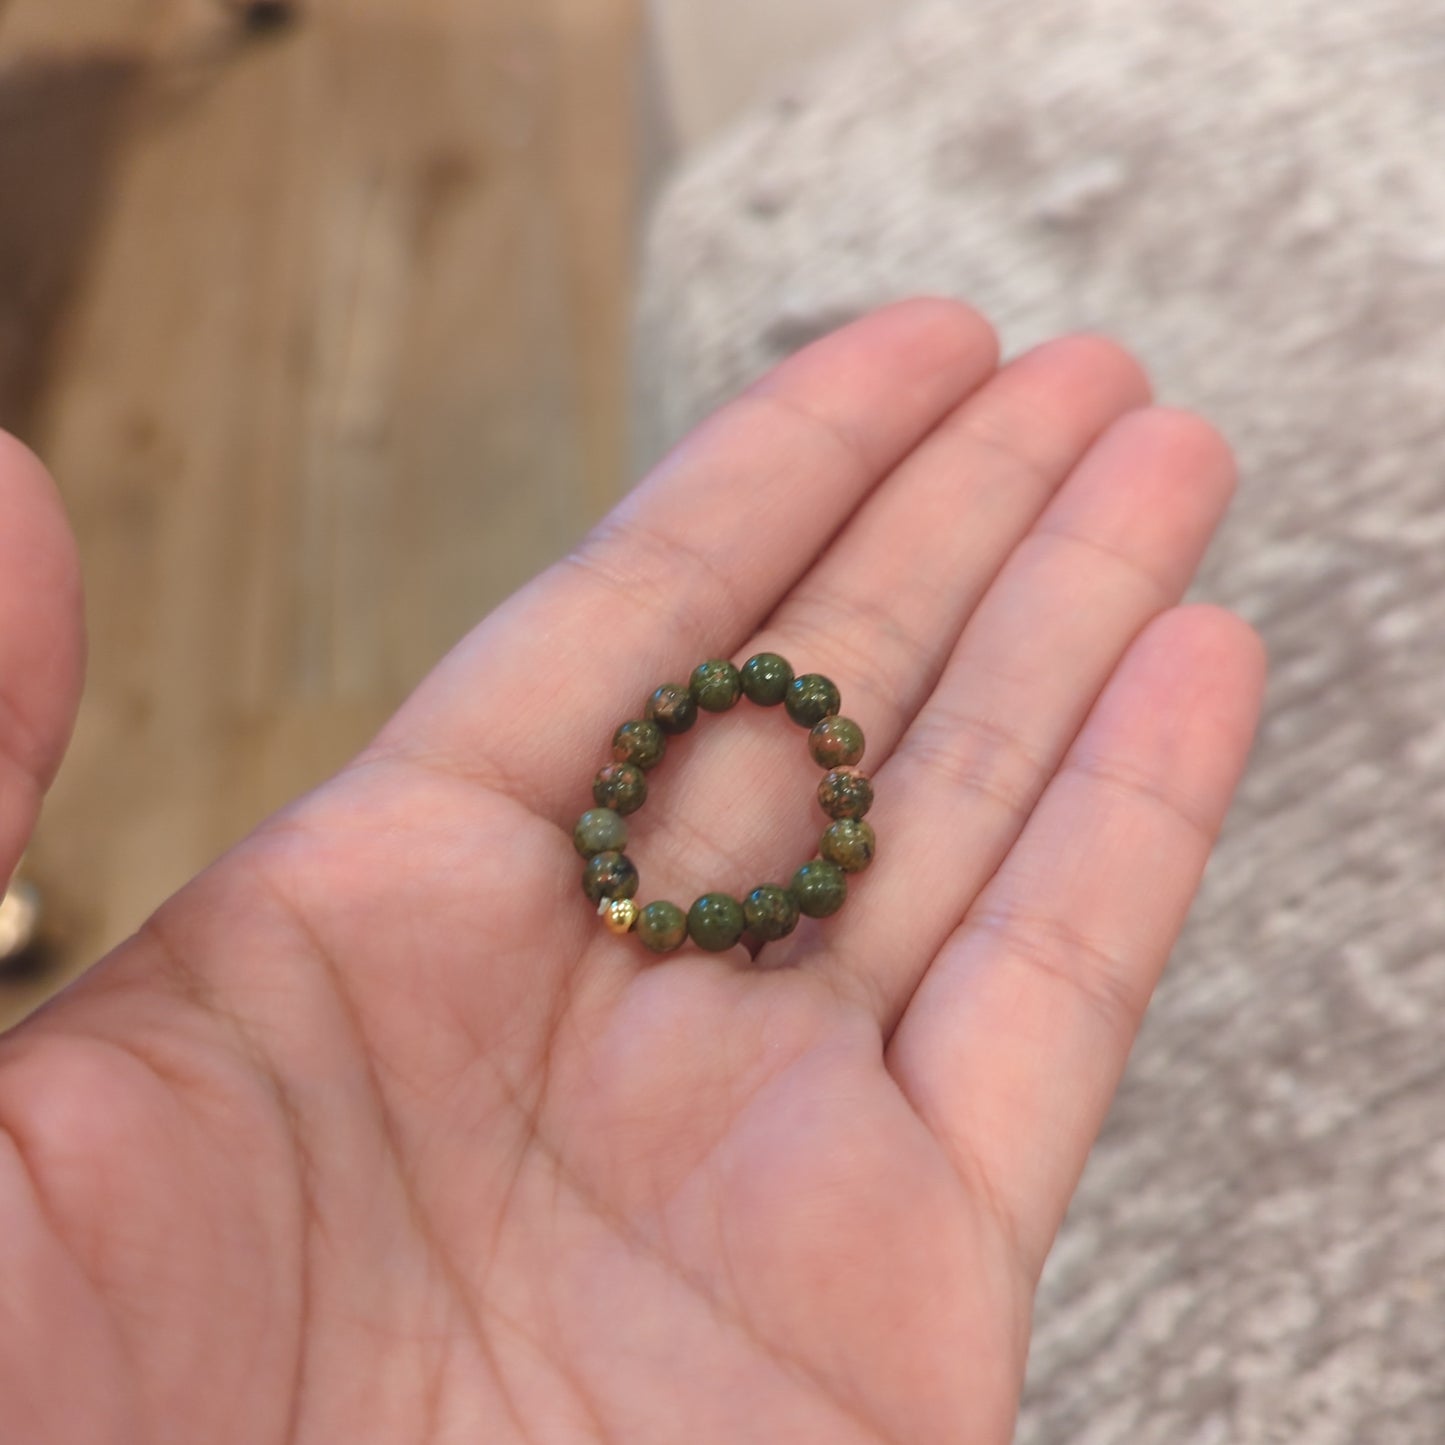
(602, 898, 638, 935)
(0, 877, 41, 961)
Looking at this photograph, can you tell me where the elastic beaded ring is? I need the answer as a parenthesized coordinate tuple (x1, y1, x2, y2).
(574, 653, 876, 954)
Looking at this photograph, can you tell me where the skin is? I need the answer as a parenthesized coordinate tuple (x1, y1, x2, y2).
(0, 300, 1264, 1444)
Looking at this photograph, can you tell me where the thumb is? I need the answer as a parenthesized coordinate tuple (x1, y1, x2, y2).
(0, 432, 85, 887)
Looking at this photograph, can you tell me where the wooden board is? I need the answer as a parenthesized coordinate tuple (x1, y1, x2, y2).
(0, 0, 641, 1023)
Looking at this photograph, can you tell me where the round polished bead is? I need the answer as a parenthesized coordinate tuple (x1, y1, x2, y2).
(791, 858, 848, 917)
(743, 884, 800, 942)
(645, 683, 698, 735)
(820, 818, 876, 873)
(739, 652, 794, 706)
(637, 900, 688, 954)
(690, 658, 742, 712)
(603, 898, 639, 935)
(583, 851, 639, 903)
(687, 892, 746, 951)
(817, 769, 874, 820)
(808, 715, 865, 769)
(785, 673, 841, 727)
(612, 719, 666, 771)
(573, 807, 628, 858)
(593, 762, 647, 815)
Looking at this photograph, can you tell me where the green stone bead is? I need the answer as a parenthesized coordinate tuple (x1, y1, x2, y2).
(612, 718, 666, 771)
(573, 807, 627, 857)
(820, 818, 876, 874)
(792, 858, 848, 918)
(743, 884, 800, 942)
(687, 892, 746, 951)
(817, 769, 874, 820)
(739, 651, 794, 706)
(645, 682, 698, 735)
(593, 762, 647, 815)
(637, 900, 688, 954)
(582, 851, 640, 903)
(808, 715, 865, 769)
(690, 658, 742, 712)
(785, 673, 841, 727)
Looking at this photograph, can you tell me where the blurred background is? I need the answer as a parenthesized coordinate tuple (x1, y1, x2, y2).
(0, 0, 648, 1018)
(6, 2, 1445, 1440)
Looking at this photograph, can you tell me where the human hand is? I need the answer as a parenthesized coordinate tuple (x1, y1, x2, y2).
(0, 301, 1263, 1443)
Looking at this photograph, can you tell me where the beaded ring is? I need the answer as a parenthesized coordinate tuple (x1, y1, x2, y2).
(573, 653, 876, 954)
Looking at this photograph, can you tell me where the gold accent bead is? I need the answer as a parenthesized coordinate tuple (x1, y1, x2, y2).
(602, 898, 639, 935)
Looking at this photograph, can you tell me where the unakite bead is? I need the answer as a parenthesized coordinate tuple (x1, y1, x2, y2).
(612, 718, 666, 771)
(817, 769, 874, 820)
(687, 892, 746, 951)
(792, 858, 848, 917)
(593, 762, 647, 815)
(739, 652, 794, 706)
(820, 818, 876, 873)
(582, 851, 639, 902)
(645, 682, 698, 735)
(785, 673, 841, 727)
(690, 658, 742, 712)
(808, 715, 865, 769)
(637, 900, 688, 954)
(573, 807, 627, 858)
(743, 884, 800, 942)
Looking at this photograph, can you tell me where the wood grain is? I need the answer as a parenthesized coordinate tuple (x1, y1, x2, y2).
(0, 0, 641, 1023)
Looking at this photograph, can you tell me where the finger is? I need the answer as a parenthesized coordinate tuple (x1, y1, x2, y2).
(750, 335, 1152, 755)
(818, 407, 1238, 1023)
(0, 433, 85, 880)
(372, 299, 998, 816)
(620, 336, 1151, 928)
(888, 606, 1265, 1277)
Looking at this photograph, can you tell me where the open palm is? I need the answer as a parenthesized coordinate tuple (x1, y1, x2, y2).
(0, 301, 1262, 1443)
